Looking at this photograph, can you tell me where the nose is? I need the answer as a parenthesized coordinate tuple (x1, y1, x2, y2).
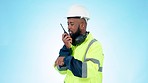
(68, 24, 71, 29)
(68, 25, 73, 33)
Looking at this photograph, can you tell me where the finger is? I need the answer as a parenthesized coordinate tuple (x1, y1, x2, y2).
(66, 38, 72, 42)
(62, 33, 68, 38)
(55, 60, 58, 66)
(69, 38, 72, 43)
(64, 36, 72, 42)
(68, 38, 72, 41)
(59, 62, 64, 66)
(63, 35, 70, 39)
(58, 57, 65, 62)
(65, 35, 71, 39)
(62, 35, 69, 42)
(55, 57, 60, 66)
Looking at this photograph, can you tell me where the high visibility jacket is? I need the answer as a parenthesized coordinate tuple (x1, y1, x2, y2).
(56, 33, 104, 83)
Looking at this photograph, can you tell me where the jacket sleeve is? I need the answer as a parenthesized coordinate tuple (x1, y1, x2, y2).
(55, 56, 82, 76)
(55, 45, 72, 74)
(64, 56, 83, 77)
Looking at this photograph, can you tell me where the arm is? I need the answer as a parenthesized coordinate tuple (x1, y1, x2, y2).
(55, 45, 71, 71)
(54, 44, 82, 76)
(64, 56, 82, 77)
(54, 33, 72, 72)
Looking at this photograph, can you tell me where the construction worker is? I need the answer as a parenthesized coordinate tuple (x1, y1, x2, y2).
(54, 4, 104, 83)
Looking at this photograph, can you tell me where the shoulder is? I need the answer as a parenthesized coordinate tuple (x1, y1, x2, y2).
(92, 39, 102, 49)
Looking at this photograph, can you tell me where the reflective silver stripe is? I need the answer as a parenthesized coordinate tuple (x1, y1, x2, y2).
(85, 58, 103, 72)
(82, 62, 87, 78)
(83, 39, 97, 60)
(82, 39, 103, 78)
(82, 39, 97, 78)
(57, 66, 67, 71)
(99, 67, 103, 72)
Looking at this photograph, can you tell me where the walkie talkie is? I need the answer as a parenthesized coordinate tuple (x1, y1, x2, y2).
(60, 23, 68, 34)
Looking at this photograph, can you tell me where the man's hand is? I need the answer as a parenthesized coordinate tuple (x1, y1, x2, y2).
(55, 56, 65, 66)
(62, 33, 72, 49)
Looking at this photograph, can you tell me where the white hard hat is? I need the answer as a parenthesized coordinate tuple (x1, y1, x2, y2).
(67, 5, 90, 21)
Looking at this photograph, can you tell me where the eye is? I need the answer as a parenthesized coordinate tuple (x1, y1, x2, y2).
(70, 23, 74, 26)
(67, 22, 74, 26)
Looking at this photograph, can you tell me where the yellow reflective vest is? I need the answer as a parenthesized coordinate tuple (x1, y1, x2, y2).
(56, 33, 104, 83)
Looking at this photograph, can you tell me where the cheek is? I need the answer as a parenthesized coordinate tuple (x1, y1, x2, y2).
(72, 25, 79, 33)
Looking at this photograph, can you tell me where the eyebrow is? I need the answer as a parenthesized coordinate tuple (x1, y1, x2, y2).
(67, 22, 74, 24)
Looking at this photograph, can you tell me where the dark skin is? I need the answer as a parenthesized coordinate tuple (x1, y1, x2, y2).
(54, 18, 87, 66)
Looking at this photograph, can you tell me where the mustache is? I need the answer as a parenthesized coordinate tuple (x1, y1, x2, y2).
(68, 29, 73, 34)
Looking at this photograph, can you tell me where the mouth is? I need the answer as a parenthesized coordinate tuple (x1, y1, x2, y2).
(68, 30, 73, 35)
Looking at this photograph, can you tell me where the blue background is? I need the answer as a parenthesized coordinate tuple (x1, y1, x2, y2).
(0, 0, 148, 83)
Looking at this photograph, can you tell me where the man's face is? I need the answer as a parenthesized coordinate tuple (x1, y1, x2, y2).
(67, 18, 81, 45)
(67, 18, 81, 36)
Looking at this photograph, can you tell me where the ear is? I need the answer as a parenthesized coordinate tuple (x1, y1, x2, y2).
(79, 21, 85, 29)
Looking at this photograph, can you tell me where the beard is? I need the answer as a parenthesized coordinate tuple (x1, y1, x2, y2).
(68, 26, 81, 45)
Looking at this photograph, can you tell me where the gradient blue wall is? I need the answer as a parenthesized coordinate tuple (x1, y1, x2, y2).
(0, 0, 148, 83)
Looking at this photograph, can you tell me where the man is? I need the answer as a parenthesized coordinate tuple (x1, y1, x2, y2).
(54, 4, 104, 83)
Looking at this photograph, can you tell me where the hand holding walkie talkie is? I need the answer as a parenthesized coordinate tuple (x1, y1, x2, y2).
(60, 23, 72, 48)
